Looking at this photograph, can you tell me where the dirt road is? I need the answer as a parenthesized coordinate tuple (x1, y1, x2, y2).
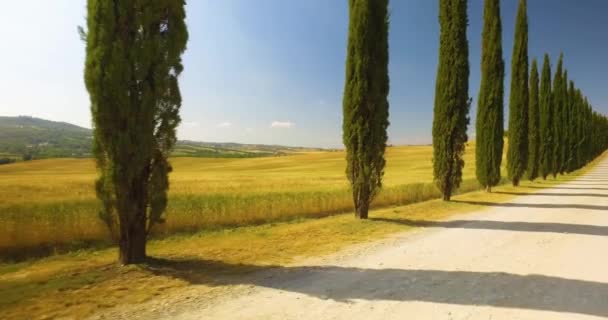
(161, 162, 608, 319)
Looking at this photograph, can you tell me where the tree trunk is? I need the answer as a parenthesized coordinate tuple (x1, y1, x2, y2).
(118, 209, 147, 265)
(442, 177, 452, 201)
(512, 177, 520, 187)
(486, 185, 492, 193)
(355, 202, 369, 219)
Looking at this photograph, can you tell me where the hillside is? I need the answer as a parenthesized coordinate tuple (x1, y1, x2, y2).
(0, 116, 92, 159)
(0, 116, 324, 160)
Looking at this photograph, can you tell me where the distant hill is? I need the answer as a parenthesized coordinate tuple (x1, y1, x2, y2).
(0, 116, 323, 160)
(0, 116, 93, 159)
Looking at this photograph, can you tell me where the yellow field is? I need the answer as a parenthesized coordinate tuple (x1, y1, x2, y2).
(0, 144, 489, 256)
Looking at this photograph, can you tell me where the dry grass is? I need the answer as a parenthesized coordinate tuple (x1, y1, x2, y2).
(0, 144, 490, 256)
(0, 162, 596, 320)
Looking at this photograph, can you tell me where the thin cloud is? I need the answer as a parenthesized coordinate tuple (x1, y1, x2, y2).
(217, 122, 232, 128)
(270, 121, 295, 129)
(181, 121, 199, 128)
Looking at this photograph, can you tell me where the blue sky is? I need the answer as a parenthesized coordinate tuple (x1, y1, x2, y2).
(1, 1, 607, 148)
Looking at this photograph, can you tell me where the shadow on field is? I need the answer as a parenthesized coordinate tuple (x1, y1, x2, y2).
(370, 218, 608, 236)
(451, 200, 608, 211)
(144, 258, 608, 317)
(494, 191, 608, 198)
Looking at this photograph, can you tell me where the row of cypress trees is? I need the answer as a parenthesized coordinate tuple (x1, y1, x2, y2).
(475, 0, 608, 192)
(532, 53, 608, 179)
(443, 0, 608, 200)
(343, 0, 608, 218)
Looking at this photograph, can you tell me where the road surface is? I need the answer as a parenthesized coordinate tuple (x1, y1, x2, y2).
(141, 161, 608, 319)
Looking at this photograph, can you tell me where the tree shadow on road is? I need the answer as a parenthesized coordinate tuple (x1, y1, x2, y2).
(451, 200, 608, 211)
(144, 258, 608, 318)
(370, 217, 608, 236)
(523, 186, 608, 191)
(494, 191, 608, 198)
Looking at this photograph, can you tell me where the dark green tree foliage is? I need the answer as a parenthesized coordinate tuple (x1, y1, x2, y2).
(526, 58, 540, 180)
(557, 87, 608, 171)
(84, 0, 188, 264)
(559, 70, 569, 174)
(433, 0, 470, 201)
(342, 0, 390, 219)
(590, 111, 608, 159)
(551, 54, 564, 177)
(538, 54, 553, 179)
(506, 0, 529, 186)
(574, 89, 585, 168)
(475, 0, 504, 192)
(583, 98, 593, 163)
(566, 81, 576, 172)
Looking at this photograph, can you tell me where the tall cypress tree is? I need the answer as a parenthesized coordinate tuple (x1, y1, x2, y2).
(538, 54, 553, 179)
(566, 80, 576, 172)
(574, 88, 584, 169)
(583, 97, 592, 163)
(342, 0, 390, 219)
(476, 0, 504, 192)
(527, 58, 540, 180)
(507, 0, 529, 186)
(433, 0, 470, 201)
(551, 54, 564, 177)
(559, 70, 569, 174)
(84, 0, 188, 264)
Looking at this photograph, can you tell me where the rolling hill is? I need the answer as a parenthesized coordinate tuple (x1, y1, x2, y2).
(0, 116, 324, 160)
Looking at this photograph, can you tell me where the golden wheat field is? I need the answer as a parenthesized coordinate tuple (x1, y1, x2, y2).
(0, 143, 495, 257)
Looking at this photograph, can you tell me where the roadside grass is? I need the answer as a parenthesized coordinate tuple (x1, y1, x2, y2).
(0, 155, 600, 320)
(1, 145, 486, 257)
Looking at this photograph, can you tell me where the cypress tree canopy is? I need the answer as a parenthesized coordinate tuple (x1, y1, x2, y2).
(539, 54, 553, 180)
(574, 88, 585, 169)
(527, 58, 540, 181)
(476, 0, 504, 191)
(506, 0, 529, 186)
(559, 70, 569, 174)
(566, 80, 576, 172)
(342, 0, 390, 219)
(433, 0, 470, 201)
(84, 0, 188, 264)
(551, 54, 564, 177)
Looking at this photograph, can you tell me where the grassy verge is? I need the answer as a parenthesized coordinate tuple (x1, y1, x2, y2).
(0, 155, 602, 320)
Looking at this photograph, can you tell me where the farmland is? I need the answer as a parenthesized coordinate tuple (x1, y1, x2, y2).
(0, 144, 488, 258)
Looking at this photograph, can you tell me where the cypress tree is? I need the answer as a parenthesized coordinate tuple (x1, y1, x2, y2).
(566, 81, 576, 172)
(559, 70, 569, 174)
(574, 88, 584, 168)
(551, 54, 564, 177)
(342, 0, 390, 219)
(476, 0, 504, 192)
(538, 54, 553, 179)
(506, 0, 529, 186)
(84, 0, 188, 264)
(433, 0, 470, 201)
(584, 97, 594, 163)
(527, 58, 540, 181)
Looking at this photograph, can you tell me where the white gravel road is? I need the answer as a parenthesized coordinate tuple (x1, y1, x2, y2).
(129, 161, 608, 320)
